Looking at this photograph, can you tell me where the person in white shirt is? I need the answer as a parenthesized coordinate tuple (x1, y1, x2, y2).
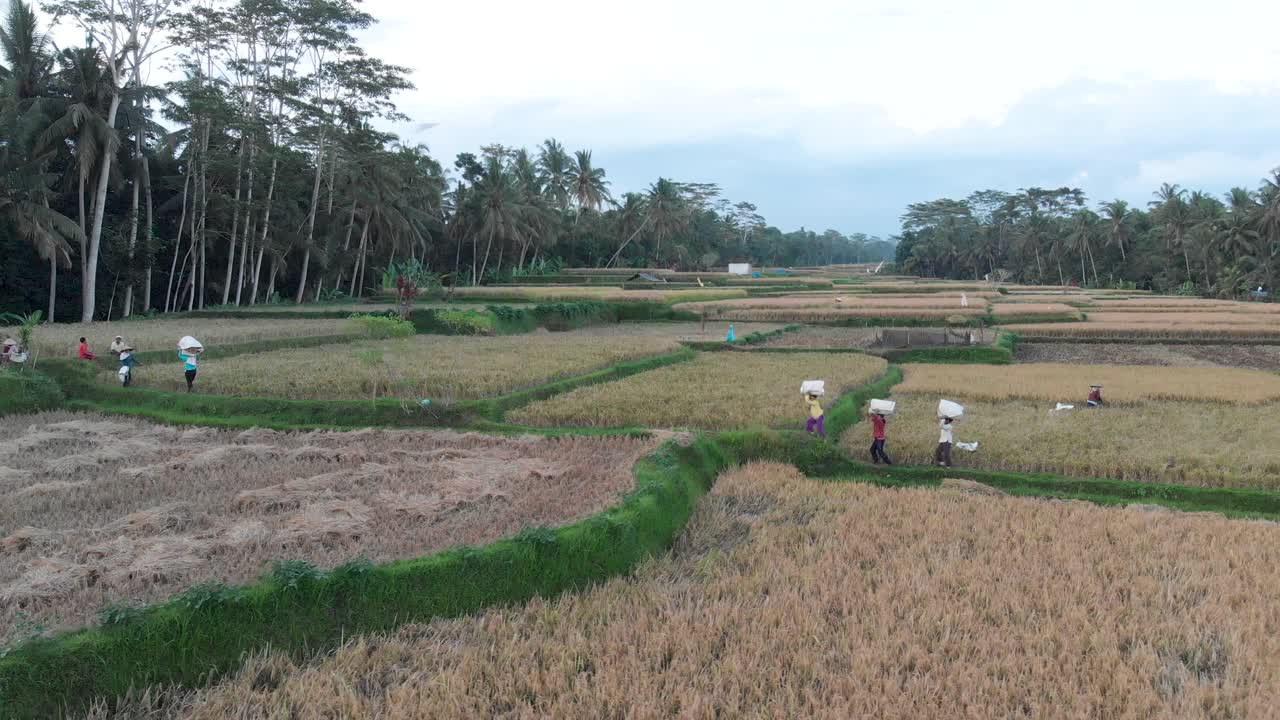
(936, 417, 954, 468)
(109, 336, 127, 356)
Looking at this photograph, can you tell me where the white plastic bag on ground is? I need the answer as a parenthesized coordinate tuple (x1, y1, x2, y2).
(1051, 403, 1075, 412)
(938, 399, 965, 420)
(178, 336, 204, 353)
(956, 441, 979, 452)
(869, 399, 896, 415)
(801, 380, 825, 397)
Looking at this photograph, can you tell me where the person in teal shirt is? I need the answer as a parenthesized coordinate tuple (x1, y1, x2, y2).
(179, 350, 199, 392)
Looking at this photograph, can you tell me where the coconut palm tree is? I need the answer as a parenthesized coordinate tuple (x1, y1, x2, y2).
(472, 156, 526, 283)
(1067, 209, 1100, 286)
(567, 149, 610, 214)
(1100, 199, 1131, 261)
(536, 138, 571, 211)
(1151, 183, 1193, 279)
(1, 0, 78, 320)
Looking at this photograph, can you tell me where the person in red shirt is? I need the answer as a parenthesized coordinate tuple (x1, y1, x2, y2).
(869, 412, 892, 464)
(77, 337, 97, 360)
(1087, 384, 1103, 408)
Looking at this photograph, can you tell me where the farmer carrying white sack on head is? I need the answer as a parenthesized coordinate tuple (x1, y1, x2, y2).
(178, 336, 203, 393)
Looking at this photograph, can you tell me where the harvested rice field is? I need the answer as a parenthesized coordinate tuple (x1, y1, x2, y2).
(130, 334, 682, 402)
(109, 462, 1280, 719)
(840, 395, 1280, 490)
(1016, 342, 1280, 372)
(510, 352, 887, 429)
(895, 362, 1280, 404)
(561, 321, 788, 341)
(2, 318, 362, 358)
(448, 286, 747, 303)
(0, 413, 657, 638)
(756, 326, 884, 349)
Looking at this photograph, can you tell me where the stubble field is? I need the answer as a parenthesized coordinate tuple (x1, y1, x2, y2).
(99, 462, 1280, 720)
(0, 413, 656, 638)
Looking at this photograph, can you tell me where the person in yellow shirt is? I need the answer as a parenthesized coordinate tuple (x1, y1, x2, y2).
(804, 393, 825, 438)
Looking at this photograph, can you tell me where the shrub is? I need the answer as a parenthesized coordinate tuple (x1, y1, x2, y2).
(347, 313, 415, 339)
(434, 309, 497, 335)
(0, 369, 63, 416)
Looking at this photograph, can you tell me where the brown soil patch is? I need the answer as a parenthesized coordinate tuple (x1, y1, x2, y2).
(0, 412, 656, 641)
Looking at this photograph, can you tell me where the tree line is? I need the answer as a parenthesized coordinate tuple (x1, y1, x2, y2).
(895, 178, 1280, 296)
(0, 0, 892, 322)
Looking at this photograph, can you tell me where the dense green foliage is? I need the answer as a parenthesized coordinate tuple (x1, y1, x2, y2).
(0, 0, 891, 322)
(347, 313, 415, 339)
(896, 184, 1280, 297)
(0, 368, 62, 415)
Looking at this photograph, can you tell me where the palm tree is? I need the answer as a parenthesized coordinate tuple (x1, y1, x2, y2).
(1, 0, 77, 321)
(536, 138, 571, 211)
(1259, 170, 1280, 293)
(511, 148, 554, 269)
(1067, 209, 1100, 286)
(644, 177, 686, 265)
(40, 45, 117, 300)
(567, 149, 610, 215)
(1151, 183, 1193, 279)
(1100, 199, 1131, 261)
(472, 156, 525, 283)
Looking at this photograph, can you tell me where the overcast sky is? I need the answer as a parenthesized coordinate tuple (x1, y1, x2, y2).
(357, 0, 1280, 237)
(34, 0, 1280, 237)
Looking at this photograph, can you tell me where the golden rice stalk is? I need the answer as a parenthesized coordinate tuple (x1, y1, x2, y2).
(510, 352, 887, 429)
(895, 362, 1280, 405)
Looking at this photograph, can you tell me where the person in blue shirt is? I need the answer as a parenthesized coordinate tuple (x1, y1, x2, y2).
(118, 347, 141, 387)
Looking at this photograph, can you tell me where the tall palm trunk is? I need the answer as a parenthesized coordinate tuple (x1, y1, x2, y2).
(296, 131, 326, 303)
(235, 140, 257, 305)
(142, 156, 154, 312)
(82, 92, 123, 322)
(222, 135, 248, 305)
(165, 153, 194, 313)
(48, 259, 57, 322)
(123, 157, 141, 317)
(253, 155, 279, 305)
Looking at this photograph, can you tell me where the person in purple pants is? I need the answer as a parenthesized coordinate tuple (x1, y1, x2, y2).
(805, 393, 826, 438)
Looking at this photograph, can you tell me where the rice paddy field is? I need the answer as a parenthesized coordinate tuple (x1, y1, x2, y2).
(2, 317, 363, 358)
(0, 413, 657, 638)
(100, 463, 1280, 719)
(510, 352, 887, 429)
(128, 334, 683, 401)
(447, 286, 747, 303)
(9, 268, 1280, 717)
(841, 395, 1280, 490)
(894, 362, 1280, 405)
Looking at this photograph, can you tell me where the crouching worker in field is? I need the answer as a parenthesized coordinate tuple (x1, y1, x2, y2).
(936, 417, 954, 468)
(870, 412, 892, 464)
(1087, 384, 1103, 408)
(805, 393, 826, 439)
(77, 337, 97, 360)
